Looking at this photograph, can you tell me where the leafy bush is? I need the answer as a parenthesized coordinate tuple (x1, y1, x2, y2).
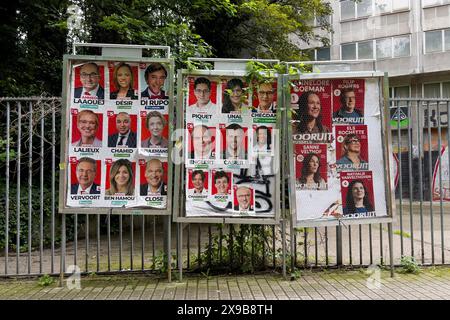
(399, 255, 420, 274)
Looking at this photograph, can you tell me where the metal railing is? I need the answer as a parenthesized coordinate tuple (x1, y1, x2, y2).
(1, 97, 450, 277)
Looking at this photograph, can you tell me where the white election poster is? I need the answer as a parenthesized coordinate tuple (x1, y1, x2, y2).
(66, 60, 170, 208)
(291, 77, 389, 223)
(184, 76, 279, 217)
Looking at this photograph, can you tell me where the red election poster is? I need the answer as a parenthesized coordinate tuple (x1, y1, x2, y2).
(186, 123, 216, 160)
(233, 185, 255, 213)
(211, 170, 232, 196)
(73, 63, 105, 100)
(187, 76, 218, 113)
(69, 157, 102, 195)
(104, 158, 136, 195)
(71, 108, 103, 147)
(340, 171, 375, 218)
(252, 81, 277, 112)
(290, 79, 332, 141)
(186, 169, 209, 198)
(219, 123, 248, 160)
(138, 158, 168, 196)
(107, 62, 139, 100)
(332, 79, 365, 124)
(252, 124, 274, 154)
(221, 78, 249, 113)
(294, 144, 328, 190)
(106, 111, 138, 148)
(335, 125, 369, 171)
(140, 110, 169, 149)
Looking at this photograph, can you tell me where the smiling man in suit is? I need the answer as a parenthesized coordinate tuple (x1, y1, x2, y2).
(71, 157, 101, 194)
(74, 62, 104, 99)
(108, 112, 137, 148)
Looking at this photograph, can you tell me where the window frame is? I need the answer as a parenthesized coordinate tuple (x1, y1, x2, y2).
(340, 0, 410, 22)
(340, 35, 411, 60)
(424, 28, 450, 54)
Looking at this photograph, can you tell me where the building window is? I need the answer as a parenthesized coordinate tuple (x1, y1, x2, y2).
(358, 41, 374, 59)
(422, 0, 450, 7)
(341, 0, 356, 20)
(443, 82, 450, 98)
(425, 29, 450, 53)
(341, 36, 411, 60)
(390, 86, 410, 98)
(342, 0, 410, 21)
(376, 38, 392, 59)
(357, 0, 373, 18)
(393, 35, 410, 57)
(342, 43, 357, 60)
(316, 47, 331, 61)
(424, 82, 444, 98)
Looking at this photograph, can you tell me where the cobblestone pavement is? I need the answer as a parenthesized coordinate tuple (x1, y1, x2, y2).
(1, 267, 450, 300)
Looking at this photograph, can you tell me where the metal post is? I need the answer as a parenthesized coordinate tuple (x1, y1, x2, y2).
(178, 223, 183, 282)
(388, 222, 395, 277)
(336, 224, 343, 266)
(28, 101, 33, 274)
(5, 102, 10, 275)
(16, 102, 21, 275)
(40, 104, 44, 274)
(166, 215, 172, 283)
(51, 104, 56, 273)
(282, 219, 288, 280)
(59, 214, 66, 287)
(426, 101, 435, 264)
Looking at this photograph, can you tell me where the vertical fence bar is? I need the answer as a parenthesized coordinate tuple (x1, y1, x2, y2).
(325, 227, 329, 266)
(219, 225, 223, 265)
(293, 232, 297, 267)
(85, 214, 89, 272)
(272, 225, 276, 268)
(369, 225, 373, 265)
(262, 225, 266, 269)
(74, 214, 78, 268)
(28, 101, 33, 274)
(348, 225, 352, 265)
(437, 101, 444, 264)
(5, 102, 10, 275)
(16, 102, 21, 274)
(229, 225, 233, 268)
(397, 101, 404, 256)
(314, 228, 318, 266)
(417, 101, 425, 264)
(197, 224, 201, 269)
(141, 215, 145, 270)
(208, 225, 212, 269)
(379, 223, 384, 266)
(51, 103, 56, 273)
(107, 213, 111, 272)
(407, 100, 414, 258)
(336, 225, 342, 266)
(427, 101, 435, 264)
(304, 229, 308, 267)
(130, 215, 134, 270)
(251, 227, 255, 270)
(119, 214, 123, 270)
(445, 101, 450, 264)
(152, 216, 156, 270)
(40, 104, 44, 274)
(97, 214, 100, 272)
(186, 223, 190, 270)
(359, 225, 363, 265)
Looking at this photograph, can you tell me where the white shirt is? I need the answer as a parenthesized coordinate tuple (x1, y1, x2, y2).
(187, 188, 208, 196)
(82, 85, 99, 98)
(77, 184, 93, 195)
(188, 101, 217, 114)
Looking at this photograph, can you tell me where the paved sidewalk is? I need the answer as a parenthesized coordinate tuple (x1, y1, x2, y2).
(1, 266, 450, 300)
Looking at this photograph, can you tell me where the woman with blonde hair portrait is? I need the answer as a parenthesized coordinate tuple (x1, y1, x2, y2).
(105, 159, 135, 195)
(110, 63, 138, 100)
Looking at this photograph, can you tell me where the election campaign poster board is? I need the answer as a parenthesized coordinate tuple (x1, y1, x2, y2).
(59, 55, 174, 215)
(287, 72, 395, 227)
(173, 69, 282, 224)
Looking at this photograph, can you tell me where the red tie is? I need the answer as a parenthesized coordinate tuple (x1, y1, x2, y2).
(84, 92, 91, 96)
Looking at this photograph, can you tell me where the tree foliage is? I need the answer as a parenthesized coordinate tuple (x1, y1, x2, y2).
(0, 0, 332, 96)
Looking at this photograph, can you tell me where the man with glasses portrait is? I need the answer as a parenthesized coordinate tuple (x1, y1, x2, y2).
(74, 62, 104, 99)
(254, 82, 276, 113)
(188, 77, 216, 113)
(71, 157, 101, 194)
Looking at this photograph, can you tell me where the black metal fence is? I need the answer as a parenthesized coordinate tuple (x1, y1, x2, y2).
(1, 97, 449, 277)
